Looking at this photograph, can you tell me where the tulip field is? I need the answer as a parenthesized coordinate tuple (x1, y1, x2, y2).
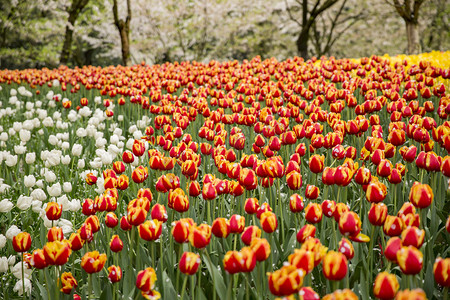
(0, 51, 450, 300)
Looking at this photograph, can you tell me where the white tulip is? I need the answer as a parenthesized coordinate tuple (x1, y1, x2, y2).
(0, 234, 6, 249)
(58, 219, 73, 235)
(5, 225, 21, 239)
(69, 199, 81, 212)
(42, 117, 54, 127)
(37, 129, 44, 135)
(95, 138, 107, 148)
(0, 132, 8, 141)
(8, 255, 16, 265)
(23, 120, 34, 130)
(37, 109, 47, 119)
(25, 102, 34, 110)
(19, 129, 31, 142)
(61, 155, 70, 165)
(118, 115, 124, 121)
(110, 134, 119, 144)
(57, 195, 70, 211)
(61, 142, 70, 151)
(24, 175, 36, 188)
(14, 145, 26, 155)
(13, 279, 32, 296)
(63, 182, 72, 193)
(25, 152, 35, 164)
(12, 122, 22, 132)
(47, 183, 62, 197)
(77, 158, 85, 169)
(0, 257, 8, 273)
(44, 171, 57, 183)
(48, 135, 58, 146)
(46, 151, 61, 167)
(89, 157, 103, 169)
(5, 154, 18, 167)
(52, 111, 61, 121)
(8, 127, 15, 136)
(133, 130, 143, 140)
(72, 144, 83, 157)
(12, 262, 32, 279)
(31, 189, 46, 201)
(68, 110, 77, 122)
(76, 128, 87, 137)
(10, 89, 17, 96)
(31, 200, 42, 213)
(35, 180, 44, 188)
(0, 199, 13, 212)
(17, 195, 32, 210)
(0, 183, 11, 194)
(126, 138, 134, 150)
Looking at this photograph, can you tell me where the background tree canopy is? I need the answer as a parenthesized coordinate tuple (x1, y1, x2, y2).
(0, 0, 448, 69)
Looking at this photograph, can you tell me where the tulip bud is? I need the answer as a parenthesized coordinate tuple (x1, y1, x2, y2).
(46, 202, 62, 221)
(305, 184, 320, 200)
(286, 171, 303, 190)
(366, 181, 387, 203)
(60, 272, 77, 294)
(260, 211, 278, 233)
(289, 194, 304, 213)
(244, 198, 259, 214)
(395, 289, 427, 300)
(433, 257, 450, 287)
(241, 226, 261, 245)
(267, 265, 304, 296)
(43, 240, 71, 265)
(296, 224, 316, 243)
(151, 204, 168, 223)
(338, 237, 354, 260)
(288, 249, 315, 274)
(321, 200, 336, 218)
(136, 267, 157, 292)
(210, 217, 229, 239)
(47, 227, 63, 242)
(179, 252, 201, 275)
(120, 216, 132, 231)
(309, 155, 325, 173)
(12, 232, 32, 253)
(189, 224, 211, 249)
(250, 238, 270, 262)
(373, 272, 399, 300)
(189, 181, 201, 197)
(409, 182, 433, 209)
(110, 235, 123, 253)
(108, 265, 122, 283)
(305, 203, 322, 224)
(397, 246, 423, 275)
(339, 211, 361, 236)
(368, 203, 388, 226)
(383, 215, 405, 237)
(322, 251, 348, 281)
(401, 226, 425, 248)
(139, 220, 162, 241)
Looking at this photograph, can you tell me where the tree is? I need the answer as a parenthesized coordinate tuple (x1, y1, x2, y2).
(112, 0, 131, 66)
(385, 0, 424, 54)
(60, 0, 90, 65)
(284, 0, 340, 59)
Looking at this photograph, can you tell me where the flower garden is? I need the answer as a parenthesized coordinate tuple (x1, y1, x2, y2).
(0, 51, 449, 299)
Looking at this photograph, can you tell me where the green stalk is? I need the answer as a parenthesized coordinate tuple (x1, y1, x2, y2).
(179, 275, 188, 300)
(88, 274, 93, 299)
(204, 249, 216, 300)
(21, 254, 25, 300)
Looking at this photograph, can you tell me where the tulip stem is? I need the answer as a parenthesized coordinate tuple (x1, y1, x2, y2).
(21, 253, 25, 300)
(180, 275, 188, 299)
(191, 275, 195, 300)
(245, 273, 249, 300)
(443, 287, 448, 300)
(43, 269, 51, 299)
(88, 274, 92, 299)
(277, 178, 285, 245)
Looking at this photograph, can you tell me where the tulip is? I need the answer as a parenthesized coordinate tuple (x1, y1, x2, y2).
(151, 204, 168, 223)
(368, 203, 388, 226)
(305, 184, 320, 200)
(322, 289, 358, 299)
(136, 267, 157, 292)
(409, 182, 433, 209)
(188, 224, 211, 249)
(296, 224, 316, 243)
(401, 226, 425, 248)
(322, 251, 348, 281)
(244, 198, 259, 214)
(29, 249, 47, 269)
(43, 240, 71, 265)
(110, 235, 123, 253)
(60, 272, 77, 294)
(397, 246, 423, 275)
(211, 218, 230, 238)
(45, 202, 62, 221)
(433, 257, 450, 287)
(298, 287, 320, 300)
(179, 252, 201, 275)
(108, 265, 122, 283)
(189, 181, 201, 197)
(286, 171, 303, 190)
(81, 251, 107, 274)
(47, 227, 63, 242)
(309, 154, 325, 173)
(289, 194, 304, 213)
(267, 264, 304, 296)
(288, 249, 314, 274)
(339, 211, 361, 236)
(383, 216, 405, 237)
(373, 272, 399, 300)
(394, 289, 427, 300)
(12, 232, 31, 253)
(172, 218, 195, 243)
(85, 173, 98, 185)
(202, 182, 217, 200)
(301, 238, 328, 267)
(250, 238, 271, 261)
(321, 200, 336, 218)
(366, 181, 387, 203)
(304, 203, 322, 224)
(139, 220, 163, 241)
(241, 226, 261, 245)
(260, 211, 278, 233)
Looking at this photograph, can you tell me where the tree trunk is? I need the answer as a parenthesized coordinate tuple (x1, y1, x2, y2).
(406, 21, 421, 54)
(119, 24, 130, 66)
(296, 29, 309, 59)
(60, 21, 75, 65)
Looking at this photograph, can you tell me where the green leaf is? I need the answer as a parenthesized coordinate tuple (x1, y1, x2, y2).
(162, 271, 177, 299)
(202, 252, 227, 299)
